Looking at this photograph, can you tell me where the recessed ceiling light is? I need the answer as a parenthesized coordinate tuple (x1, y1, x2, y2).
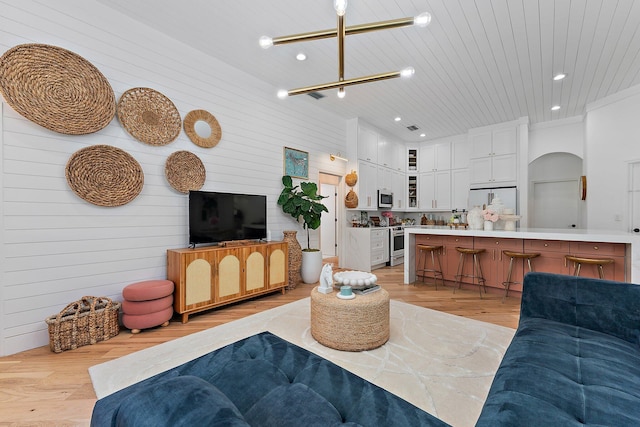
(551, 105, 561, 111)
(420, 133, 426, 137)
(553, 73, 566, 81)
(394, 117, 401, 122)
(296, 53, 307, 61)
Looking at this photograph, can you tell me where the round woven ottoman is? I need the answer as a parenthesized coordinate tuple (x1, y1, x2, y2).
(310, 286, 390, 351)
(122, 280, 174, 334)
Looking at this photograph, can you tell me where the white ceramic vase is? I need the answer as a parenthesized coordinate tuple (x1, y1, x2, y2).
(484, 220, 494, 231)
(468, 206, 484, 230)
(301, 250, 323, 284)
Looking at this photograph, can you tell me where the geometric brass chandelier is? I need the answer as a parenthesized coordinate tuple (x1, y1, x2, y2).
(259, 0, 431, 99)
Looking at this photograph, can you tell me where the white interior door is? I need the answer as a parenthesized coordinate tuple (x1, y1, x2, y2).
(320, 183, 337, 257)
(531, 180, 579, 228)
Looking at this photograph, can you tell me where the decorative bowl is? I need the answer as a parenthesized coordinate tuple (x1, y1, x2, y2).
(333, 271, 377, 289)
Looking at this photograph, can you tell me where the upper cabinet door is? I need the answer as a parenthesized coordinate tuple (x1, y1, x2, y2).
(357, 126, 378, 163)
(451, 137, 470, 169)
(492, 127, 517, 156)
(469, 132, 493, 158)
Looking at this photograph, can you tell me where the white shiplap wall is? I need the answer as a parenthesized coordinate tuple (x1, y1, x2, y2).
(0, 0, 347, 356)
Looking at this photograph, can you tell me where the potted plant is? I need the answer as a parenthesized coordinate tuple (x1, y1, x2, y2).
(277, 175, 328, 283)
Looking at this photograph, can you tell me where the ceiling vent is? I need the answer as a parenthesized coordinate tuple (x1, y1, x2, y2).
(407, 125, 419, 131)
(308, 92, 326, 100)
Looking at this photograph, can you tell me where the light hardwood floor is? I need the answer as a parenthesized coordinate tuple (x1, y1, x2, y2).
(0, 264, 520, 426)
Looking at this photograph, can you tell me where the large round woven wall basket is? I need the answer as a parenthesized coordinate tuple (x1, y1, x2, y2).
(165, 151, 206, 194)
(117, 87, 181, 146)
(0, 43, 116, 134)
(65, 145, 144, 207)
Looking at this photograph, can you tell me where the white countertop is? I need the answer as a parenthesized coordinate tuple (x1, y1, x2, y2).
(404, 226, 640, 244)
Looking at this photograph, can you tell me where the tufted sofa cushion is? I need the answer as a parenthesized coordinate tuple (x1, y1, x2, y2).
(476, 272, 640, 426)
(91, 332, 448, 427)
(113, 375, 249, 427)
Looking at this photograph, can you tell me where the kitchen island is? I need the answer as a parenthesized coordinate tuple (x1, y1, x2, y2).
(404, 227, 640, 290)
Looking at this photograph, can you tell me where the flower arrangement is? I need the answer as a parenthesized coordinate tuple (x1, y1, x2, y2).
(482, 209, 500, 222)
(381, 211, 393, 219)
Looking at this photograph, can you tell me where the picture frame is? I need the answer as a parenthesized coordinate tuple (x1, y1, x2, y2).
(283, 147, 309, 179)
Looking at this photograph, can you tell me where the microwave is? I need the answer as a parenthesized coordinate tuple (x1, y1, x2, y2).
(378, 190, 393, 208)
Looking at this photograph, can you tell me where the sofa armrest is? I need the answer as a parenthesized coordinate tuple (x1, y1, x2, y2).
(520, 272, 640, 345)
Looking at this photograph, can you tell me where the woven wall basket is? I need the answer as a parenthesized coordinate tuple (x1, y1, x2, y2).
(183, 109, 222, 148)
(165, 151, 206, 194)
(117, 87, 181, 146)
(65, 145, 144, 207)
(0, 43, 115, 135)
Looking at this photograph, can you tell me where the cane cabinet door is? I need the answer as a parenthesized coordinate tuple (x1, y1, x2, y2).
(244, 245, 267, 295)
(182, 252, 216, 309)
(215, 248, 242, 302)
(268, 242, 288, 289)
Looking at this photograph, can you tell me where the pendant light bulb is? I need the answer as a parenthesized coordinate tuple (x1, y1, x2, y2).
(338, 88, 346, 98)
(334, 0, 347, 16)
(400, 67, 415, 78)
(259, 36, 273, 49)
(414, 12, 432, 27)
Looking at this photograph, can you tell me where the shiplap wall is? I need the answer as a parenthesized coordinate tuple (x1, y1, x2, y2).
(0, 0, 347, 356)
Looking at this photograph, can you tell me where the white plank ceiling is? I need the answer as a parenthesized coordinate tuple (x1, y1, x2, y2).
(100, 0, 640, 141)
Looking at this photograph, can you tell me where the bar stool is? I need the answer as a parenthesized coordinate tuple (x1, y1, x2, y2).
(415, 244, 445, 289)
(502, 251, 540, 302)
(565, 255, 614, 279)
(453, 247, 486, 297)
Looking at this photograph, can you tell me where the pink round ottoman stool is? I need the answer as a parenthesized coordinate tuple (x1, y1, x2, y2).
(122, 280, 174, 334)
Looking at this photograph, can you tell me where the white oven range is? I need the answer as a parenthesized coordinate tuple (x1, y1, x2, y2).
(389, 226, 404, 266)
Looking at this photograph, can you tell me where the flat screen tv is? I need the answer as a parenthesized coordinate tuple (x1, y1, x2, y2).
(189, 191, 267, 246)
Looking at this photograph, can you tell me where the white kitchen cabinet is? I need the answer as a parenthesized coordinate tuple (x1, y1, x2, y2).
(370, 228, 390, 268)
(357, 125, 378, 163)
(377, 135, 392, 168)
(469, 154, 517, 185)
(469, 127, 516, 158)
(377, 165, 393, 192)
(391, 169, 405, 210)
(343, 227, 389, 271)
(418, 170, 451, 210)
(469, 126, 517, 186)
(420, 142, 451, 172)
(357, 160, 378, 210)
(451, 136, 470, 169)
(393, 143, 405, 171)
(451, 168, 470, 210)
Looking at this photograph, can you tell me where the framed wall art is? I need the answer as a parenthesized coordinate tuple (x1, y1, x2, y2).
(283, 147, 309, 179)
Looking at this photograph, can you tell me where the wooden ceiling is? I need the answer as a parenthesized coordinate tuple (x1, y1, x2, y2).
(101, 0, 640, 141)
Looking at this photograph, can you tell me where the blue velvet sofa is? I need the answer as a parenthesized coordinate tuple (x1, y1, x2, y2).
(91, 332, 448, 427)
(476, 272, 640, 426)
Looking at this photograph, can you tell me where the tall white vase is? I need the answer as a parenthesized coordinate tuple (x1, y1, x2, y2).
(301, 250, 323, 284)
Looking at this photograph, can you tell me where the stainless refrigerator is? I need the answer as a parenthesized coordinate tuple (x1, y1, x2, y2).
(468, 186, 518, 213)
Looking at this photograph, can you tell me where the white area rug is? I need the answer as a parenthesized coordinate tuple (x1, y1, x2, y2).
(90, 298, 515, 427)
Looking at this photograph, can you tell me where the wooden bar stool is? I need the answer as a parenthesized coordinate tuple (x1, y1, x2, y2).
(565, 255, 614, 279)
(502, 251, 540, 303)
(453, 247, 486, 297)
(415, 244, 445, 289)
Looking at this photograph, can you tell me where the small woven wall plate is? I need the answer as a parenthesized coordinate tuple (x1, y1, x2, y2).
(183, 109, 222, 148)
(117, 87, 181, 146)
(165, 151, 206, 193)
(65, 145, 144, 207)
(0, 43, 116, 134)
